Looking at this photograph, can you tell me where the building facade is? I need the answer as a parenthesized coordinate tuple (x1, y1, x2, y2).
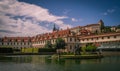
(79, 33, 120, 47)
(0, 20, 120, 52)
(0, 37, 32, 49)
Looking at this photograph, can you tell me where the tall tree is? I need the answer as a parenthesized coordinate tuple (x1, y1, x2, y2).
(74, 43, 81, 55)
(54, 38, 66, 49)
(44, 40, 52, 48)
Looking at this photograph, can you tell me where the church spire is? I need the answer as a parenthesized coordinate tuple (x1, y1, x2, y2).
(53, 24, 56, 32)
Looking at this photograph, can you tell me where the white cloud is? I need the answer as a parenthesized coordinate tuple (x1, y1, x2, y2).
(63, 9, 71, 15)
(0, 0, 72, 37)
(103, 12, 108, 15)
(71, 18, 78, 22)
(107, 9, 115, 13)
(103, 9, 115, 16)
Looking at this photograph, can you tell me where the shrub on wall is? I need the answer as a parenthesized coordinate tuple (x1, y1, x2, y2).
(38, 48, 56, 52)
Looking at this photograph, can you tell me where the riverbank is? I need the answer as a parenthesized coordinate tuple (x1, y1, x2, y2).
(101, 51, 120, 56)
(0, 52, 55, 56)
(1, 51, 120, 56)
(51, 54, 103, 59)
(60, 54, 103, 59)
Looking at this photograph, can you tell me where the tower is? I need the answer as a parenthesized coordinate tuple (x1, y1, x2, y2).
(98, 19, 104, 26)
(53, 24, 57, 32)
(98, 19, 104, 32)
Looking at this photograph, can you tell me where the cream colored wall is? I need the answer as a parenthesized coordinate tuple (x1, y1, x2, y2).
(0, 42, 32, 48)
(80, 35, 120, 43)
(32, 39, 57, 48)
(85, 25, 100, 33)
(70, 28, 80, 33)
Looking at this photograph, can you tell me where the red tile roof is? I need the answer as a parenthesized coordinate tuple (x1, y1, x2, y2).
(2, 37, 31, 42)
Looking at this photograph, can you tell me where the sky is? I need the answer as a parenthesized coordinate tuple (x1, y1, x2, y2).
(0, 0, 120, 37)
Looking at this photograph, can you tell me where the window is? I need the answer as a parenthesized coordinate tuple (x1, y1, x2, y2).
(96, 37, 98, 40)
(82, 39, 84, 41)
(1, 42, 3, 45)
(114, 36, 116, 38)
(108, 36, 110, 39)
(70, 45, 72, 49)
(74, 38, 76, 42)
(102, 37, 104, 39)
(53, 40, 54, 43)
(70, 38, 72, 41)
(14, 42, 15, 45)
(91, 38, 93, 40)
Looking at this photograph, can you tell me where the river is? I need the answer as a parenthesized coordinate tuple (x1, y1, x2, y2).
(0, 55, 120, 71)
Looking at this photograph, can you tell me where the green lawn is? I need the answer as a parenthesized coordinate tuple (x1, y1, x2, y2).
(21, 48, 39, 53)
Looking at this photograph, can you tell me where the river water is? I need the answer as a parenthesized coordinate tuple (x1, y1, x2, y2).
(0, 55, 120, 71)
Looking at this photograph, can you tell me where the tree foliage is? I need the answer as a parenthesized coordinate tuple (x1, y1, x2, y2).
(54, 38, 66, 49)
(74, 43, 81, 55)
(103, 26, 112, 33)
(117, 25, 120, 28)
(44, 40, 52, 48)
(86, 43, 97, 52)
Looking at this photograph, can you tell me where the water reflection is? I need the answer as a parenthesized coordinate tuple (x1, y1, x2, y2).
(0, 55, 120, 71)
(0, 55, 120, 64)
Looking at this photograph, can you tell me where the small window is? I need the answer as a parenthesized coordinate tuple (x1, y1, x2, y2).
(1, 42, 3, 45)
(70, 38, 72, 41)
(74, 38, 76, 42)
(70, 45, 72, 49)
(114, 36, 116, 38)
(96, 37, 98, 40)
(108, 36, 110, 39)
(82, 39, 84, 41)
(91, 38, 93, 40)
(102, 37, 104, 39)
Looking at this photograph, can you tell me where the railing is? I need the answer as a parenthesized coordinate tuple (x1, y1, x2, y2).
(97, 42, 120, 49)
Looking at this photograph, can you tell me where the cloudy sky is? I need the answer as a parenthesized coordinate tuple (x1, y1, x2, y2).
(0, 0, 120, 37)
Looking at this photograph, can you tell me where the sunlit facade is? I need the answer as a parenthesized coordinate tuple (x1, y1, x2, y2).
(0, 20, 120, 52)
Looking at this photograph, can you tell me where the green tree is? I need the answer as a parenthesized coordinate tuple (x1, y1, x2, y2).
(74, 43, 81, 55)
(104, 26, 112, 33)
(54, 38, 66, 49)
(117, 25, 120, 29)
(81, 47, 86, 55)
(86, 43, 97, 52)
(44, 40, 52, 48)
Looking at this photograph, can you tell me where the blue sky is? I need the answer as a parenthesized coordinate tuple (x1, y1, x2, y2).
(0, 0, 120, 37)
(19, 0, 120, 26)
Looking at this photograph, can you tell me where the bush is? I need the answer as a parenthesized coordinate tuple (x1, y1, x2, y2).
(61, 52, 74, 55)
(86, 44, 97, 52)
(0, 48, 13, 53)
(81, 47, 86, 54)
(38, 48, 56, 52)
(21, 48, 39, 53)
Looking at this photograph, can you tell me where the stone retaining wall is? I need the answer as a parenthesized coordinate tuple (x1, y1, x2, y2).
(102, 51, 120, 56)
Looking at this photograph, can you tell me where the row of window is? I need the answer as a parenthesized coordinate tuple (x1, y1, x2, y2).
(0, 42, 31, 45)
(0, 40, 31, 42)
(13, 47, 32, 48)
(69, 38, 77, 42)
(81, 36, 117, 41)
(34, 39, 56, 44)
